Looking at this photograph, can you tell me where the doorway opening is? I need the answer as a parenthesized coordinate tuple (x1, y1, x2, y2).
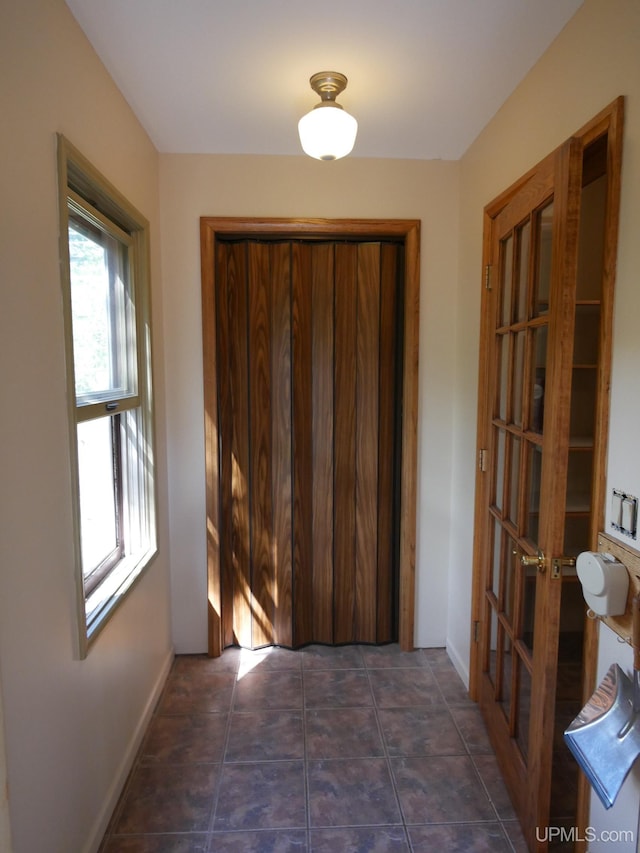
(201, 218, 420, 656)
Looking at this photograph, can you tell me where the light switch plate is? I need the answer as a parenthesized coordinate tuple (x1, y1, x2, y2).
(622, 496, 638, 538)
(611, 489, 638, 539)
(611, 490, 623, 528)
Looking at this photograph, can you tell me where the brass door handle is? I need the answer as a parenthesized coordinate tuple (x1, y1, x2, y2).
(520, 550, 546, 573)
(517, 549, 576, 578)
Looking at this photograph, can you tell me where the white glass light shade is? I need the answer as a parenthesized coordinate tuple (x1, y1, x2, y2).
(298, 105, 358, 161)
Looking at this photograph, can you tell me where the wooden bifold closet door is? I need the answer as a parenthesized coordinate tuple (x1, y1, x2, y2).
(214, 238, 403, 650)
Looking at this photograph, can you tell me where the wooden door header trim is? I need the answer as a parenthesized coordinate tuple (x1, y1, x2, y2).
(201, 216, 420, 240)
(483, 96, 624, 222)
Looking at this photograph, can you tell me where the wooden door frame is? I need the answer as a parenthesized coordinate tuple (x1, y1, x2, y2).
(201, 217, 421, 655)
(468, 97, 624, 850)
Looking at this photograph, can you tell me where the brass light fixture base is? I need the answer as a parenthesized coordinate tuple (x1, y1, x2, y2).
(309, 71, 348, 109)
(298, 70, 357, 160)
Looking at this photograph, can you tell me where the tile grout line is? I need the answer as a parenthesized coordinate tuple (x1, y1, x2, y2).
(301, 654, 312, 850)
(438, 671, 520, 853)
(99, 657, 178, 850)
(363, 654, 415, 851)
(206, 653, 241, 843)
(98, 646, 527, 852)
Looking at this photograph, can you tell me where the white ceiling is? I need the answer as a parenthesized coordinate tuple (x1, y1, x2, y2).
(65, 0, 583, 160)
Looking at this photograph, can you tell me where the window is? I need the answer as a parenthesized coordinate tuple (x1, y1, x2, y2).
(58, 136, 157, 656)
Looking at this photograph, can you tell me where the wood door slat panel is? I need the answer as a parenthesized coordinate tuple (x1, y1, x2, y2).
(355, 243, 381, 642)
(271, 243, 293, 646)
(311, 243, 335, 643)
(377, 243, 399, 641)
(248, 242, 274, 647)
(333, 242, 358, 643)
(292, 243, 314, 646)
(215, 241, 235, 649)
(225, 241, 252, 648)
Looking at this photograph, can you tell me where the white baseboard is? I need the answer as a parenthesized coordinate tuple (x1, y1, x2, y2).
(83, 648, 174, 853)
(446, 639, 470, 690)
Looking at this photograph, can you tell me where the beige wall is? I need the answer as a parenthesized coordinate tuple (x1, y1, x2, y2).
(0, 2, 173, 851)
(3, 0, 639, 847)
(159, 154, 460, 652)
(0, 668, 12, 852)
(454, 0, 640, 840)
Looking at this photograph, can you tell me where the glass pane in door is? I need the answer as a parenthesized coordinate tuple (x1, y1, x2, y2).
(491, 519, 502, 600)
(500, 634, 513, 722)
(494, 428, 506, 512)
(497, 333, 509, 422)
(533, 201, 554, 317)
(508, 436, 521, 528)
(501, 235, 514, 327)
(512, 331, 526, 428)
(488, 603, 499, 688)
(526, 443, 543, 543)
(516, 658, 532, 759)
(530, 325, 547, 432)
(521, 566, 536, 653)
(515, 220, 531, 323)
(504, 534, 518, 622)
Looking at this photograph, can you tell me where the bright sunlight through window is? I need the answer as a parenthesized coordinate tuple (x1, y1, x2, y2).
(58, 136, 157, 656)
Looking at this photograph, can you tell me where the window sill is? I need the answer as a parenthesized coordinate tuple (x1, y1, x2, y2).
(83, 543, 158, 653)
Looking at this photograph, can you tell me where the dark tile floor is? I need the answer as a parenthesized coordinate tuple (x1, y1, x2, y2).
(99, 644, 528, 852)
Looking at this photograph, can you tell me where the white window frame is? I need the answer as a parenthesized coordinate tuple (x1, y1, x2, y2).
(57, 135, 158, 657)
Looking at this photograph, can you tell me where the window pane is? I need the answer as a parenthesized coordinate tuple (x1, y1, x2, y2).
(68, 217, 136, 402)
(60, 137, 157, 655)
(77, 417, 119, 577)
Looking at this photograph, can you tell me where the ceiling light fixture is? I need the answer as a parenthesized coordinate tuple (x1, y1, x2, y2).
(298, 71, 358, 161)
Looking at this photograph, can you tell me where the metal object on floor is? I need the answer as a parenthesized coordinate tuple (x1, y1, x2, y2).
(564, 593, 640, 809)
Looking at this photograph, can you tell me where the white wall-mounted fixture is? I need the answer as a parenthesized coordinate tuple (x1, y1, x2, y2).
(298, 71, 358, 161)
(576, 551, 629, 617)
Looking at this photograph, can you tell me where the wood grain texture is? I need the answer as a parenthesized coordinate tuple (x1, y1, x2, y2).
(219, 241, 252, 648)
(291, 242, 314, 646)
(311, 243, 335, 643)
(202, 217, 421, 655)
(355, 243, 380, 642)
(377, 243, 399, 641)
(271, 243, 293, 646)
(524, 136, 583, 846)
(248, 242, 274, 647)
(398, 224, 420, 651)
(469, 99, 625, 851)
(214, 241, 235, 649)
(201, 222, 222, 656)
(333, 243, 358, 643)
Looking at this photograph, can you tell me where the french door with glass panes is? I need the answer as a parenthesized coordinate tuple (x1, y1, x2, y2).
(470, 98, 624, 853)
